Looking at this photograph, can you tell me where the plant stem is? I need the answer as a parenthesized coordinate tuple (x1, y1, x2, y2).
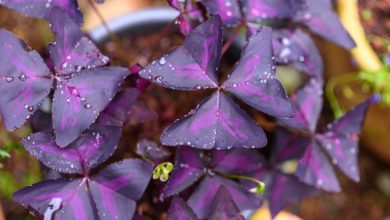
(325, 72, 362, 118)
(221, 25, 242, 56)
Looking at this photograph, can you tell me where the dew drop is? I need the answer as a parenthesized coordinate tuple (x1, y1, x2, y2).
(19, 73, 26, 81)
(84, 104, 92, 109)
(6, 76, 14, 82)
(159, 57, 166, 65)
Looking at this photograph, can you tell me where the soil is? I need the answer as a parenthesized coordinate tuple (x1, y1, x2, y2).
(359, 0, 390, 56)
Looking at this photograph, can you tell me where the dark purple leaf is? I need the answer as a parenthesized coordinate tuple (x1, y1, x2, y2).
(52, 66, 129, 147)
(13, 179, 97, 220)
(222, 27, 292, 118)
(89, 159, 153, 218)
(13, 159, 153, 220)
(187, 175, 261, 219)
(0, 0, 83, 26)
(246, 168, 316, 217)
(270, 128, 310, 164)
(278, 79, 323, 133)
(316, 96, 380, 182)
(272, 29, 324, 80)
(47, 7, 109, 76)
(136, 139, 171, 164)
(97, 88, 141, 127)
(22, 124, 121, 174)
(241, 0, 299, 21)
(211, 148, 264, 174)
(0, 29, 52, 131)
(296, 143, 341, 192)
(161, 147, 205, 198)
(139, 16, 222, 90)
(296, 0, 355, 49)
(127, 101, 158, 125)
(167, 197, 198, 220)
(201, 0, 242, 26)
(208, 186, 245, 220)
(161, 91, 267, 149)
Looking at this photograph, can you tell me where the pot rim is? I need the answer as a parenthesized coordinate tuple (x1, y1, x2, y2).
(89, 7, 179, 43)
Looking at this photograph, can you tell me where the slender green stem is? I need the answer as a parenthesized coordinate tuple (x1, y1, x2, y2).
(325, 72, 361, 118)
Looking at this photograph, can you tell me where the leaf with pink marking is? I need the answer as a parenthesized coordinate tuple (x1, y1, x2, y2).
(241, 141, 317, 217)
(270, 128, 310, 164)
(201, 0, 242, 26)
(161, 91, 267, 149)
(272, 29, 324, 80)
(136, 139, 171, 164)
(188, 175, 261, 219)
(139, 16, 222, 90)
(167, 186, 245, 220)
(278, 79, 323, 133)
(296, 0, 355, 49)
(223, 27, 292, 118)
(295, 96, 378, 191)
(167, 197, 198, 220)
(241, 0, 299, 21)
(316, 96, 380, 182)
(97, 88, 141, 127)
(89, 159, 153, 219)
(52, 66, 129, 147)
(13, 179, 97, 220)
(13, 159, 153, 220)
(207, 186, 245, 220)
(296, 143, 340, 192)
(168, 0, 204, 36)
(46, 7, 109, 76)
(161, 147, 205, 198)
(211, 148, 264, 174)
(22, 124, 121, 174)
(0, 0, 83, 25)
(0, 29, 52, 131)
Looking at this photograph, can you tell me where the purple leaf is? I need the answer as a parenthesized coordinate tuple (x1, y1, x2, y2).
(22, 124, 121, 174)
(272, 29, 324, 80)
(97, 88, 141, 127)
(187, 175, 261, 219)
(0, 29, 52, 131)
(161, 91, 267, 149)
(52, 66, 129, 147)
(13, 159, 153, 220)
(167, 197, 198, 220)
(89, 159, 153, 218)
(47, 7, 109, 76)
(211, 149, 264, 174)
(222, 27, 292, 118)
(201, 0, 242, 26)
(296, 143, 341, 192)
(139, 16, 222, 90)
(208, 186, 245, 220)
(0, 0, 83, 26)
(127, 100, 158, 125)
(279, 79, 323, 133)
(296, 0, 355, 49)
(13, 179, 97, 220)
(271, 128, 310, 164)
(168, 0, 204, 36)
(161, 147, 205, 198)
(136, 139, 171, 164)
(241, 0, 299, 21)
(247, 168, 316, 217)
(316, 96, 379, 182)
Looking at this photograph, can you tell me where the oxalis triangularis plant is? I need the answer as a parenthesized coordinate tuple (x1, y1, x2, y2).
(0, 0, 382, 219)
